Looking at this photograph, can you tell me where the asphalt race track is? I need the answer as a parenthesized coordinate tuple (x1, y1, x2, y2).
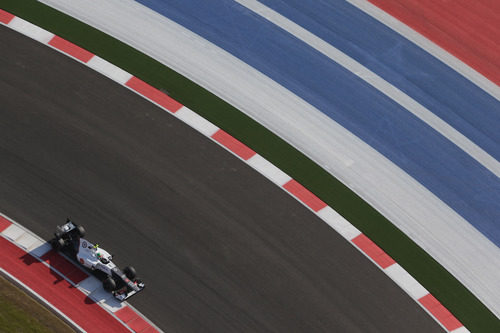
(0, 26, 442, 332)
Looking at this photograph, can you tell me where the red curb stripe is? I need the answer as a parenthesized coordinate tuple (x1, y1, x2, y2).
(48, 35, 94, 63)
(283, 179, 327, 212)
(65, 268, 90, 285)
(126, 76, 183, 113)
(211, 129, 256, 160)
(116, 306, 155, 332)
(418, 294, 463, 331)
(41, 250, 88, 284)
(0, 8, 15, 24)
(128, 315, 152, 332)
(115, 305, 139, 323)
(0, 216, 12, 232)
(351, 234, 396, 269)
(0, 237, 128, 332)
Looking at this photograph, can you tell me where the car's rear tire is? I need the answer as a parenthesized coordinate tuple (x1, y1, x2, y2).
(103, 277, 116, 292)
(52, 238, 66, 250)
(124, 266, 136, 280)
(76, 225, 85, 238)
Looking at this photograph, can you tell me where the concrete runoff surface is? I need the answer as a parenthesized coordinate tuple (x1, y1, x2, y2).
(0, 27, 443, 332)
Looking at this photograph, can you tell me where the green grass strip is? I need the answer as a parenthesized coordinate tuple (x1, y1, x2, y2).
(0, 274, 74, 333)
(2, 0, 499, 330)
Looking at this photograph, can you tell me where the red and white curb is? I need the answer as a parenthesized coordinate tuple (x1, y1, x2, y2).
(0, 9, 468, 332)
(0, 213, 162, 333)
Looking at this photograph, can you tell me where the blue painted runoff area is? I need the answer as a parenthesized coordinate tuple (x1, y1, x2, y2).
(258, 0, 500, 162)
(134, 0, 500, 246)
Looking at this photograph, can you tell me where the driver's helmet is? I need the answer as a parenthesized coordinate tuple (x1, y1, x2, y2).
(96, 252, 102, 259)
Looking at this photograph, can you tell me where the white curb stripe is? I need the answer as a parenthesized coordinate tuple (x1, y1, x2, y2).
(8, 17, 54, 44)
(247, 154, 292, 186)
(385, 263, 429, 300)
(175, 106, 219, 137)
(451, 327, 470, 333)
(2, 224, 25, 241)
(87, 55, 133, 85)
(15, 232, 40, 250)
(317, 206, 361, 240)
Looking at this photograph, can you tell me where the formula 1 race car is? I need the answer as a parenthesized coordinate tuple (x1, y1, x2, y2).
(50, 219, 145, 301)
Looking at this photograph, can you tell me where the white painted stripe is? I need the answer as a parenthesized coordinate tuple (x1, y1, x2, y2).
(0, 213, 52, 258)
(29, 242, 52, 258)
(87, 55, 133, 85)
(175, 106, 219, 137)
(8, 17, 54, 44)
(384, 263, 429, 300)
(77, 276, 101, 294)
(0, 267, 86, 333)
(451, 326, 471, 333)
(98, 295, 124, 313)
(77, 276, 124, 313)
(26, 238, 45, 252)
(346, 0, 500, 103)
(236, 0, 500, 178)
(15, 232, 40, 250)
(247, 154, 292, 186)
(77, 276, 125, 313)
(2, 224, 25, 241)
(316, 206, 361, 240)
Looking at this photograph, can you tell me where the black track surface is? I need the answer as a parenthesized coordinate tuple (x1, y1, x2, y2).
(0, 26, 442, 332)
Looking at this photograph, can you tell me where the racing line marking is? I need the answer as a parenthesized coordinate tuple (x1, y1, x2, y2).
(0, 8, 467, 333)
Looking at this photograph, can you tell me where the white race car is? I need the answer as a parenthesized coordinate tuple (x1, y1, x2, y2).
(50, 219, 145, 301)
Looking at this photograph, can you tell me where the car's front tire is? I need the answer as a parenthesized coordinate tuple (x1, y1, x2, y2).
(76, 225, 85, 238)
(103, 277, 116, 292)
(124, 266, 136, 280)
